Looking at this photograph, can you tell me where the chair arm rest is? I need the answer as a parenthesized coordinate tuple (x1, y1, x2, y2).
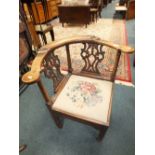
(22, 35, 134, 84)
(40, 35, 134, 53)
(98, 40, 134, 53)
(22, 70, 40, 84)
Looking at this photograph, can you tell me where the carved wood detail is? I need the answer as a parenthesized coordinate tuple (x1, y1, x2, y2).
(43, 51, 64, 91)
(22, 36, 134, 85)
(81, 42, 105, 75)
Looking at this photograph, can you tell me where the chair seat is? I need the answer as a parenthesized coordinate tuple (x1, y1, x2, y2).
(115, 6, 127, 11)
(52, 75, 113, 125)
(90, 8, 98, 12)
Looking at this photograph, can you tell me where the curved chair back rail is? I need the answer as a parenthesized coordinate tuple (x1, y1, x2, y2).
(22, 35, 134, 85)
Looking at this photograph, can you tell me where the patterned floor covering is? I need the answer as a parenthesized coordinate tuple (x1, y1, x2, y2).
(39, 18, 132, 83)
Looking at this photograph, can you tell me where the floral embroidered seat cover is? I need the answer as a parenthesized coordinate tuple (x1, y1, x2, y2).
(52, 75, 113, 125)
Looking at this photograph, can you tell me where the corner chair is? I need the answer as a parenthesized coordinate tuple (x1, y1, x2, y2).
(22, 36, 134, 141)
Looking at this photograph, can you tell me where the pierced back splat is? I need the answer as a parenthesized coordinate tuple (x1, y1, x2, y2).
(43, 51, 64, 92)
(81, 42, 105, 75)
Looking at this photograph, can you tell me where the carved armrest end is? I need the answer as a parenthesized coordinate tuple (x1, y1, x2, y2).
(22, 71, 40, 84)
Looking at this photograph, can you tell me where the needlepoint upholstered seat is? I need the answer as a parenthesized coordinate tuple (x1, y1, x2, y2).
(22, 36, 134, 141)
(52, 75, 113, 126)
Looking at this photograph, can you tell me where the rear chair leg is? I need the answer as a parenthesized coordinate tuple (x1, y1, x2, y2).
(96, 126, 108, 141)
(51, 110, 64, 129)
(46, 105, 63, 128)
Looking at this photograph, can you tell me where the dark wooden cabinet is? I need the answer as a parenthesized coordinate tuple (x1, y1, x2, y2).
(58, 5, 91, 27)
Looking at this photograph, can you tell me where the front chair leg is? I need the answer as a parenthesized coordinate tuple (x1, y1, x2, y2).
(46, 105, 63, 128)
(51, 111, 64, 129)
(96, 126, 108, 141)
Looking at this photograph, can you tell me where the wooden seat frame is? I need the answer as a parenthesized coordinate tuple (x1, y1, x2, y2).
(22, 36, 134, 141)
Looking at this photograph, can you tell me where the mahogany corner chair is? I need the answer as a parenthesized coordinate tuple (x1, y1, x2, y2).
(22, 36, 134, 141)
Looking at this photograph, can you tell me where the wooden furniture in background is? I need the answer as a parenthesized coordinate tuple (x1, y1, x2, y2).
(36, 25, 55, 45)
(30, 0, 61, 24)
(89, 0, 103, 19)
(102, 0, 111, 7)
(126, 0, 135, 19)
(21, 0, 62, 23)
(58, 5, 91, 27)
(22, 36, 134, 141)
(21, 2, 56, 48)
(26, 20, 41, 49)
(19, 1, 36, 94)
(89, 0, 102, 22)
(115, 0, 135, 19)
(19, 22, 31, 94)
(115, 1, 128, 19)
